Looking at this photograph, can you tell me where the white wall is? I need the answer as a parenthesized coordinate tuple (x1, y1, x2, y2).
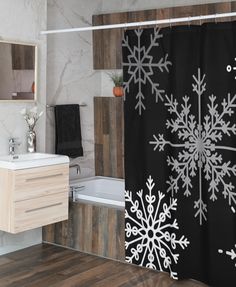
(47, 0, 233, 179)
(0, 0, 47, 255)
(99, 0, 231, 13)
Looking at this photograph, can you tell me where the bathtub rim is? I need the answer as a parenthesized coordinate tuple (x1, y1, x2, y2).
(70, 175, 124, 185)
(69, 176, 125, 208)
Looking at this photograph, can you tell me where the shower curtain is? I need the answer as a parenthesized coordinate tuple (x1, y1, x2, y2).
(122, 22, 236, 286)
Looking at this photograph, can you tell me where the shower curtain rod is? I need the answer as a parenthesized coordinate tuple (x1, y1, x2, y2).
(41, 12, 236, 35)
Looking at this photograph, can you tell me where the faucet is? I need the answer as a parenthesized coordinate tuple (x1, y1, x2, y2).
(9, 138, 21, 155)
(69, 163, 81, 175)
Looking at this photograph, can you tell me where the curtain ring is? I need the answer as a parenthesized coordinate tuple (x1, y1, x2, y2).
(188, 16, 191, 28)
(155, 20, 158, 30)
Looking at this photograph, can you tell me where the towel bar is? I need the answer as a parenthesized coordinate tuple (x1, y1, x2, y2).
(46, 103, 87, 108)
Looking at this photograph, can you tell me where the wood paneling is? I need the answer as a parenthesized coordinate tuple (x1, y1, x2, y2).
(43, 98, 125, 258)
(0, 243, 209, 287)
(43, 201, 125, 261)
(94, 97, 124, 178)
(11, 44, 35, 70)
(93, 2, 236, 69)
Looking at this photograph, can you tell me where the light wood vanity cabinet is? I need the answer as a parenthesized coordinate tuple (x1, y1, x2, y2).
(0, 163, 69, 234)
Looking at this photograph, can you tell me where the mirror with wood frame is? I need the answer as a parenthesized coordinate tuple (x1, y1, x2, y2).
(0, 40, 37, 101)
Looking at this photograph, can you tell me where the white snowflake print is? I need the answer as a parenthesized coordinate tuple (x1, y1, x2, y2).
(125, 176, 189, 279)
(218, 245, 236, 267)
(226, 57, 236, 80)
(122, 28, 172, 115)
(150, 68, 236, 225)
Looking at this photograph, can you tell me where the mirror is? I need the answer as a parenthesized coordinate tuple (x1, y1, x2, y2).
(0, 41, 37, 101)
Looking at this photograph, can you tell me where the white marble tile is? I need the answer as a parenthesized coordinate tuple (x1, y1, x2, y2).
(0, 228, 42, 256)
(47, 0, 103, 178)
(0, 0, 47, 255)
(99, 0, 231, 14)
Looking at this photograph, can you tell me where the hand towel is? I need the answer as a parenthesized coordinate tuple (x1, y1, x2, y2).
(55, 104, 83, 158)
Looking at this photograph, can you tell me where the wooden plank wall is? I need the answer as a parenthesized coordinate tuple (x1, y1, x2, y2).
(94, 97, 124, 178)
(43, 97, 125, 259)
(43, 201, 125, 261)
(93, 1, 236, 69)
(11, 44, 35, 70)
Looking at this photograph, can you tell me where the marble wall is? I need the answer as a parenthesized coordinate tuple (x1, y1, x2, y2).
(46, 0, 231, 179)
(46, 0, 101, 178)
(0, 0, 47, 255)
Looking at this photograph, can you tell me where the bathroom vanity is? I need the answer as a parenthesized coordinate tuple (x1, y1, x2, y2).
(0, 153, 69, 234)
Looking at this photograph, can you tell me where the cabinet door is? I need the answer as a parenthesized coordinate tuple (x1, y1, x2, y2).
(14, 164, 69, 202)
(13, 192, 68, 233)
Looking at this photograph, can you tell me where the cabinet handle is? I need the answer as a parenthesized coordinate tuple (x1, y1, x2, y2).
(25, 173, 63, 182)
(25, 202, 62, 213)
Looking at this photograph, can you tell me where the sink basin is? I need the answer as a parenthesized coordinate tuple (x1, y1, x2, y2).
(0, 153, 69, 169)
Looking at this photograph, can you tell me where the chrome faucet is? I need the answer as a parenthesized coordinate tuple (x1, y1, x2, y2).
(69, 163, 81, 174)
(9, 138, 21, 155)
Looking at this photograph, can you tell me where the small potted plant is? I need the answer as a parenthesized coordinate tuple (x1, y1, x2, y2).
(109, 72, 123, 97)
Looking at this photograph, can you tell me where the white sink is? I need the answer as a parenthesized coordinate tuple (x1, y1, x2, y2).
(0, 153, 69, 169)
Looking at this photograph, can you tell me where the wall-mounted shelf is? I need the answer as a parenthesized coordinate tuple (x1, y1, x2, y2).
(12, 92, 34, 100)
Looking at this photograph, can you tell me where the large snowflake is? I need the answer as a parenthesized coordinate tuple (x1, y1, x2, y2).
(150, 68, 236, 225)
(218, 244, 236, 267)
(122, 28, 172, 115)
(125, 176, 189, 279)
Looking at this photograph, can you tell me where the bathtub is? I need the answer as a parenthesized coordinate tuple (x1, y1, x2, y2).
(69, 176, 125, 208)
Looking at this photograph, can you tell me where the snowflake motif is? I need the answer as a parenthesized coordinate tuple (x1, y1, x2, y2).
(125, 176, 189, 279)
(218, 244, 236, 267)
(122, 28, 172, 115)
(150, 68, 236, 225)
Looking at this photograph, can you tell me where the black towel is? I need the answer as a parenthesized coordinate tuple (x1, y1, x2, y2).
(55, 104, 83, 158)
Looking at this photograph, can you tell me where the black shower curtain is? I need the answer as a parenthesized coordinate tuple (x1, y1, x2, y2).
(122, 22, 236, 286)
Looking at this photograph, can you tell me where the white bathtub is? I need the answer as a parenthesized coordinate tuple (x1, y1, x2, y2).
(69, 176, 125, 208)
